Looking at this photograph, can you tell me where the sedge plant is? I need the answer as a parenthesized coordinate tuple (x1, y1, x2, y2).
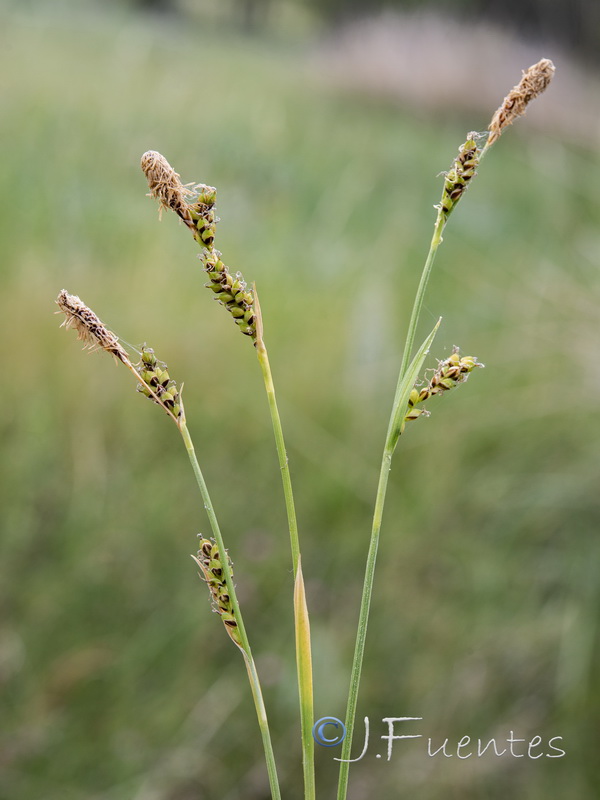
(57, 57, 554, 799)
(55, 290, 282, 800)
(140, 148, 315, 800)
(335, 58, 555, 799)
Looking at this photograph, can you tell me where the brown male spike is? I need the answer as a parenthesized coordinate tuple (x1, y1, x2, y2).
(487, 58, 555, 146)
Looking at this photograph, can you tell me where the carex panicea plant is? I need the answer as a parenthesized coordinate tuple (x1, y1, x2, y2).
(56, 289, 282, 800)
(140, 145, 315, 799)
(57, 58, 554, 800)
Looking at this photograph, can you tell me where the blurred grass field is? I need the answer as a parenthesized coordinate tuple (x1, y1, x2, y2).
(1, 4, 599, 799)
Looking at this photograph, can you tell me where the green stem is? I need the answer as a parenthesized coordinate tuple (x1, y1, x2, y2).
(256, 340, 315, 800)
(256, 341, 300, 573)
(336, 212, 446, 800)
(336, 449, 392, 799)
(179, 421, 282, 800)
(398, 211, 445, 380)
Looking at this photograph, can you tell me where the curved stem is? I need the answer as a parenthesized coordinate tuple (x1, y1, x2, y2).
(179, 422, 282, 800)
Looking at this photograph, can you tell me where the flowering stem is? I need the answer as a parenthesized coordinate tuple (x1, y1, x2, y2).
(336, 103, 546, 792)
(179, 421, 282, 800)
(336, 318, 441, 800)
(256, 338, 315, 800)
(337, 119, 506, 798)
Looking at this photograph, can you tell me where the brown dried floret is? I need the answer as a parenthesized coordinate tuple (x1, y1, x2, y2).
(140, 150, 196, 230)
(488, 58, 555, 146)
(56, 290, 128, 363)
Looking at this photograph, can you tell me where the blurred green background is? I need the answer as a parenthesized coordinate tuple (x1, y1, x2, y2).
(1, 1, 599, 799)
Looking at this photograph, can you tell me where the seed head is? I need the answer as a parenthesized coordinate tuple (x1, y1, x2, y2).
(136, 346, 183, 421)
(488, 58, 555, 146)
(140, 150, 196, 230)
(193, 537, 241, 647)
(403, 347, 484, 431)
(140, 150, 257, 341)
(204, 250, 257, 338)
(439, 132, 482, 218)
(57, 291, 183, 425)
(56, 290, 129, 363)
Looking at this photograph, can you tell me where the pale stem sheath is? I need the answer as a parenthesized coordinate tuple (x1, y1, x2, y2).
(295, 559, 316, 800)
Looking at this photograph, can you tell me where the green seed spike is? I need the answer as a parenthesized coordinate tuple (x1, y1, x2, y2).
(190, 196, 217, 246)
(193, 537, 242, 647)
(135, 346, 184, 422)
(438, 133, 483, 218)
(140, 151, 257, 341)
(402, 347, 484, 434)
(202, 250, 257, 339)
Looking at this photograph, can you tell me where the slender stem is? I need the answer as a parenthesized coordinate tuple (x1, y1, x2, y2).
(336, 449, 392, 800)
(256, 339, 315, 800)
(179, 421, 282, 800)
(398, 211, 445, 379)
(336, 212, 446, 800)
(256, 340, 300, 573)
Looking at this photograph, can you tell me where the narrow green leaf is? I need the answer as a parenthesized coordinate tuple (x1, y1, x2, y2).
(386, 318, 441, 451)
